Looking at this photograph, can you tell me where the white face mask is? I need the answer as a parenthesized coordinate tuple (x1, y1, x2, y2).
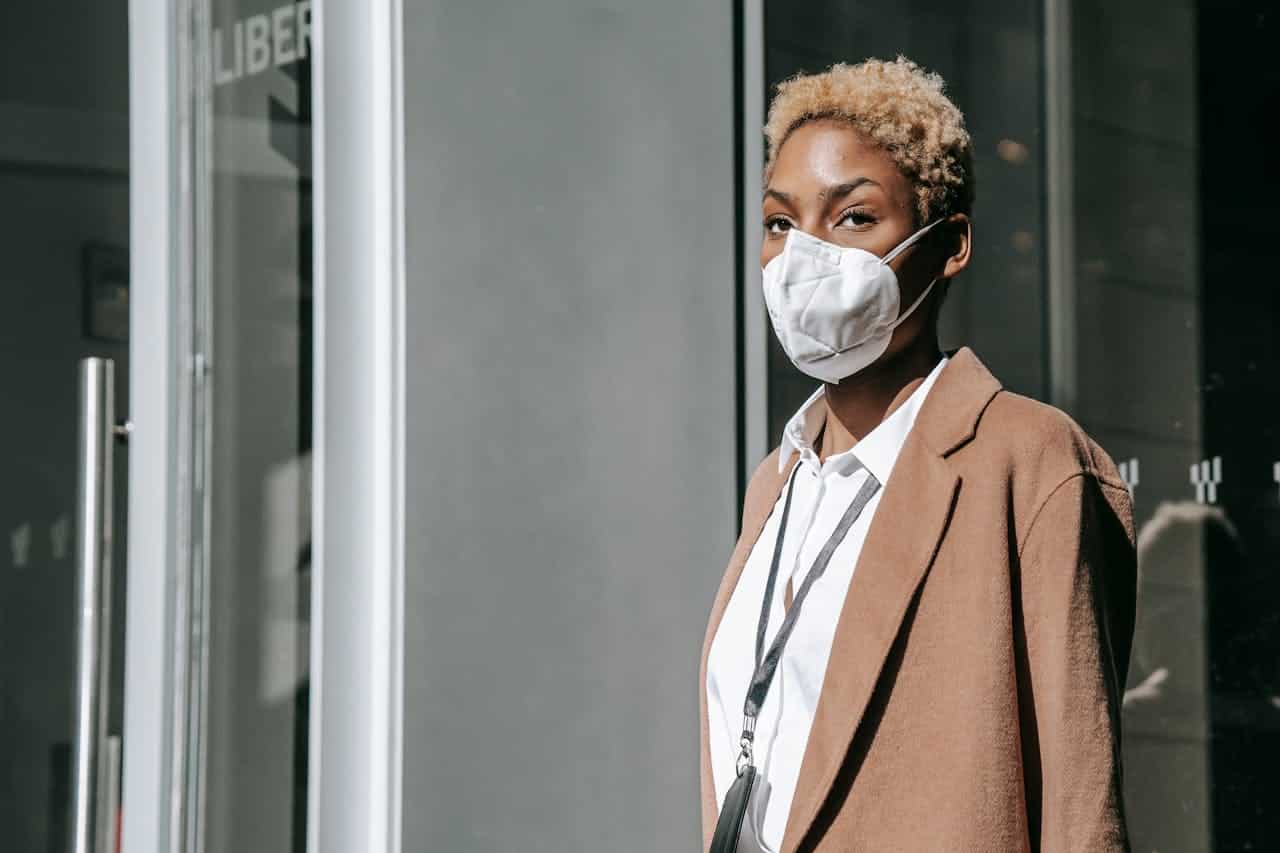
(761, 219, 943, 384)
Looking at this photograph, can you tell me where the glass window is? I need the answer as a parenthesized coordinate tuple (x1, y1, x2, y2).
(197, 3, 313, 851)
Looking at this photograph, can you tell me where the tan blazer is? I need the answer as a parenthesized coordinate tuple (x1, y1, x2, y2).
(699, 348, 1136, 852)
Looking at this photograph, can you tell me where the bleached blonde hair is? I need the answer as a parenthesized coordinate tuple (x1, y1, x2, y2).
(764, 57, 975, 224)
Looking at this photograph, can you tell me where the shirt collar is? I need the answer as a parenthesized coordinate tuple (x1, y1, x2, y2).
(778, 356, 950, 484)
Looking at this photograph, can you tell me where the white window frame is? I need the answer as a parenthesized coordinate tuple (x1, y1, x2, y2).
(122, 0, 198, 849)
(307, 0, 407, 851)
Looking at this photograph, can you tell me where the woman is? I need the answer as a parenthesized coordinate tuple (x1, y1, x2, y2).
(699, 58, 1136, 852)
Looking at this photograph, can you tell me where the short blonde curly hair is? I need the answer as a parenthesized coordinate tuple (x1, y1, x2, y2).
(764, 57, 975, 224)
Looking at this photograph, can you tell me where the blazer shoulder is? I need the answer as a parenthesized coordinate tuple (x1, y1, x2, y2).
(972, 391, 1133, 551)
(740, 445, 794, 507)
(744, 446, 783, 496)
(975, 390, 1127, 494)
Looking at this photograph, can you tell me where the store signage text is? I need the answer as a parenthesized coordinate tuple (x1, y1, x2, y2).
(213, 1, 312, 86)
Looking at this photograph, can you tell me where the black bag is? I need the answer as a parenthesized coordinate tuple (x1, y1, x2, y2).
(708, 766, 756, 853)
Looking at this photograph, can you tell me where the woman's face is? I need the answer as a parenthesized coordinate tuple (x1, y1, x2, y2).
(761, 119, 965, 360)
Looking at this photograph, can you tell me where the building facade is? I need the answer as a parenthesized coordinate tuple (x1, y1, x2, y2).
(0, 0, 1275, 851)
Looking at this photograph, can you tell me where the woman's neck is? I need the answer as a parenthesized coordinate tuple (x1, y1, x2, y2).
(818, 337, 943, 461)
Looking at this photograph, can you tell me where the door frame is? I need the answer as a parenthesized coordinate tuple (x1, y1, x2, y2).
(122, 0, 409, 849)
(121, 0, 199, 849)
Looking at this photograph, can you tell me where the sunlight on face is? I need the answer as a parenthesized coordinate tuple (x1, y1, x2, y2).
(760, 119, 918, 271)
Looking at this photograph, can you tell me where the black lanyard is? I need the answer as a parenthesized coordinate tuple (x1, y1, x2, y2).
(736, 460, 881, 773)
(712, 458, 883, 853)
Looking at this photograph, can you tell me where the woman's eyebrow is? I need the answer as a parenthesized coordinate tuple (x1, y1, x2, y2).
(763, 178, 881, 207)
(763, 187, 795, 206)
(818, 177, 879, 202)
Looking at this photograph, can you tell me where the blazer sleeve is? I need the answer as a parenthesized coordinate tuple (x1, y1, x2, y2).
(1016, 472, 1137, 853)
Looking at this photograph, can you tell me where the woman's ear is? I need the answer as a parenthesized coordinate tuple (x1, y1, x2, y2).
(941, 214, 972, 280)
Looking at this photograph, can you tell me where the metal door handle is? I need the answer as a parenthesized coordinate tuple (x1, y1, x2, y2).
(69, 357, 119, 853)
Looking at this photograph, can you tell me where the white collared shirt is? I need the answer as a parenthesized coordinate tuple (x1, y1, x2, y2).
(706, 357, 948, 852)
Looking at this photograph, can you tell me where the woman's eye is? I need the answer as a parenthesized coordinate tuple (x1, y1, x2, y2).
(838, 210, 874, 228)
(765, 217, 792, 234)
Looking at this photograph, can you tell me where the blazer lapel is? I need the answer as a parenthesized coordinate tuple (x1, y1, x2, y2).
(779, 348, 1000, 852)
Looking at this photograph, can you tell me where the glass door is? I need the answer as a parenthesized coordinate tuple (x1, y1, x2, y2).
(188, 2, 315, 851)
(0, 1, 316, 851)
(120, 0, 317, 849)
(0, 2, 131, 852)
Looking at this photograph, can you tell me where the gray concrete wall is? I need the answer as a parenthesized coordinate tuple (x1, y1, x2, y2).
(400, 1, 739, 849)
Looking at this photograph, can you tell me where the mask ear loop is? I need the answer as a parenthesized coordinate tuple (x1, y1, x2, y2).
(880, 217, 945, 266)
(881, 218, 947, 329)
(891, 277, 941, 330)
